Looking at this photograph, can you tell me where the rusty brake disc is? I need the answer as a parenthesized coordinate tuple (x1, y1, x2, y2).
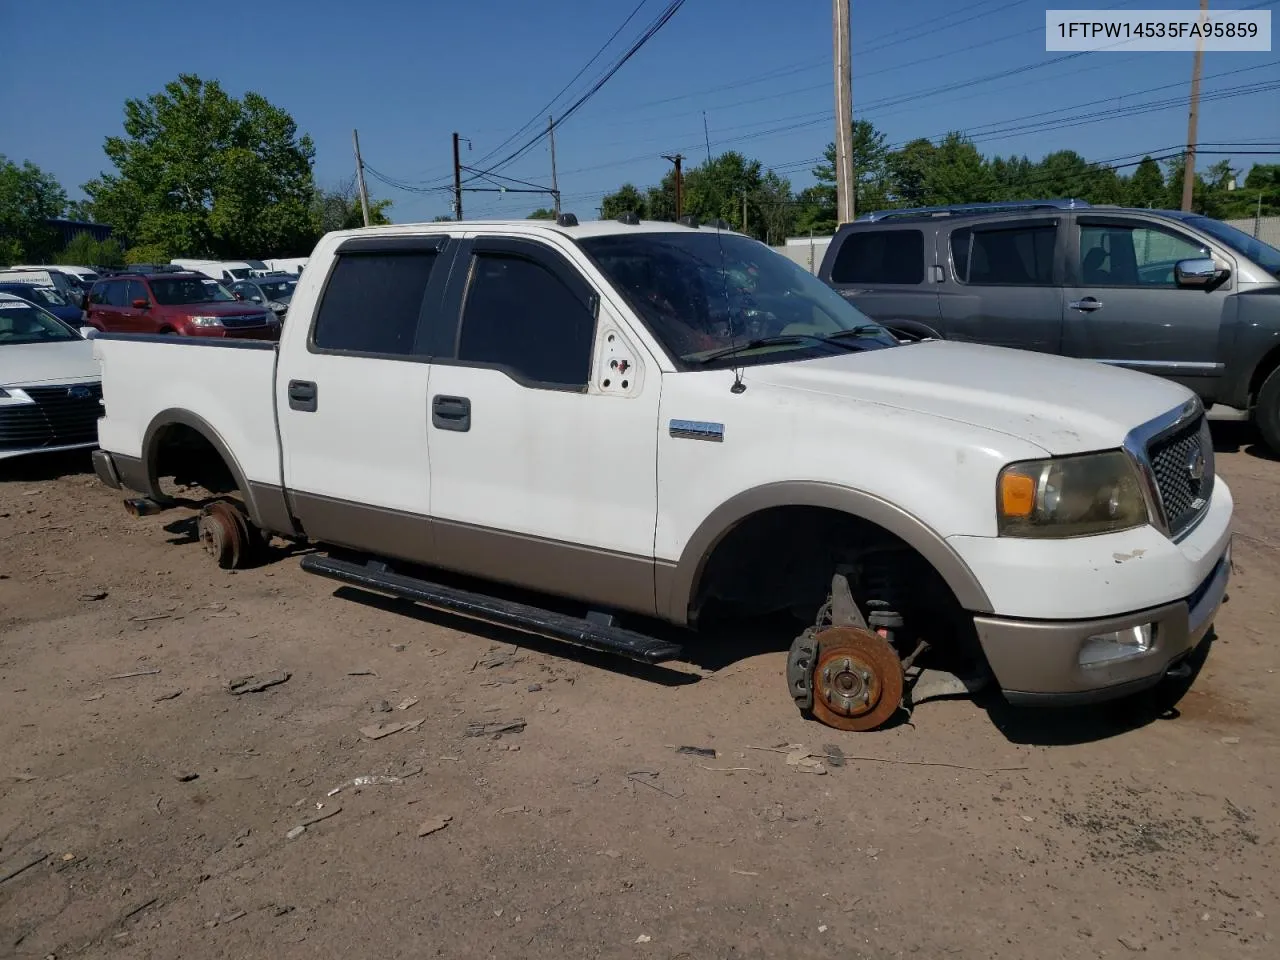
(809, 625, 904, 732)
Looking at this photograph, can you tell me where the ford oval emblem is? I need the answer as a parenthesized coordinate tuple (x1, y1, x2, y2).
(67, 385, 92, 400)
(1185, 447, 1206, 483)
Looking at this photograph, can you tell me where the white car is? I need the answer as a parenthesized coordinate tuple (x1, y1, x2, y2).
(0, 293, 101, 460)
(88, 216, 1232, 730)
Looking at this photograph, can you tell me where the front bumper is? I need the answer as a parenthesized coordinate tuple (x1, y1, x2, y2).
(975, 540, 1230, 705)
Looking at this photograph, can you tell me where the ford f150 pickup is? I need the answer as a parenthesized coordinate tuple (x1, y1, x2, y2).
(88, 215, 1234, 731)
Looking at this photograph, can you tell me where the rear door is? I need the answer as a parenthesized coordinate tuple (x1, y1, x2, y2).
(121, 280, 152, 333)
(823, 225, 942, 335)
(93, 279, 131, 331)
(938, 217, 1065, 352)
(275, 234, 454, 562)
(1061, 214, 1229, 399)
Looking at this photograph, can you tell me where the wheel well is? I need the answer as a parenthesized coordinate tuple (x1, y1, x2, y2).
(149, 422, 239, 496)
(691, 505, 975, 652)
(1248, 344, 1280, 402)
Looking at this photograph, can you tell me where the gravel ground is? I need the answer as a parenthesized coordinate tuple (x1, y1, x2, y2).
(1, 424, 1277, 959)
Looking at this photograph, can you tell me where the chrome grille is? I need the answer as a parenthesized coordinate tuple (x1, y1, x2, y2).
(0, 382, 102, 451)
(1146, 414, 1213, 536)
(221, 313, 269, 329)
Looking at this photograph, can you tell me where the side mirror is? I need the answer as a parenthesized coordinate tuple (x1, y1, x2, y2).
(79, 326, 98, 339)
(131, 298, 149, 309)
(1174, 258, 1223, 289)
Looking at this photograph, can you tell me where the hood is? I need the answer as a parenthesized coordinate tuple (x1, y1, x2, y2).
(0, 339, 98, 387)
(160, 301, 269, 317)
(746, 340, 1194, 456)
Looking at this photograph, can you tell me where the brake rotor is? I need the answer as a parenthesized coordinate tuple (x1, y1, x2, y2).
(809, 625, 904, 731)
(198, 501, 251, 570)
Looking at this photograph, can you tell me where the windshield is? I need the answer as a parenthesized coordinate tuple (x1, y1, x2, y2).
(0, 299, 79, 344)
(227, 268, 251, 280)
(259, 279, 296, 302)
(150, 277, 235, 305)
(1185, 216, 1280, 278)
(579, 232, 898, 367)
(0, 285, 68, 308)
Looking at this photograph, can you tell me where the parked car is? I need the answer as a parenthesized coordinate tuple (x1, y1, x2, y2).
(0, 268, 82, 303)
(171, 259, 269, 282)
(11, 263, 100, 286)
(817, 199, 1280, 450)
(229, 273, 298, 320)
(89, 215, 1231, 730)
(0, 292, 101, 460)
(0, 281, 85, 327)
(84, 272, 280, 340)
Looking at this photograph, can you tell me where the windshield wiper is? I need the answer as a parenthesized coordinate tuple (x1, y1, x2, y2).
(824, 324, 888, 342)
(695, 334, 862, 364)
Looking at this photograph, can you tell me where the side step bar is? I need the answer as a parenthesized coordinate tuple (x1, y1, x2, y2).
(301, 554, 684, 665)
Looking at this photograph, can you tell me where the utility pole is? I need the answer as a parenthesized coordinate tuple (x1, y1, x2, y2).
(742, 190, 748, 234)
(663, 153, 684, 219)
(351, 129, 372, 227)
(548, 116, 561, 218)
(1181, 0, 1208, 212)
(833, 0, 855, 224)
(452, 132, 464, 220)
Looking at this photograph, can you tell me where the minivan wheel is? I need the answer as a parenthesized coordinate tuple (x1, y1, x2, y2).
(1254, 367, 1280, 455)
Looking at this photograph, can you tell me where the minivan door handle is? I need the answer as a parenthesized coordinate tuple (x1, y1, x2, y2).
(1069, 297, 1103, 312)
(432, 394, 471, 432)
(288, 379, 317, 412)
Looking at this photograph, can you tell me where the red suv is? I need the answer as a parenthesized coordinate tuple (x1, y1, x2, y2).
(84, 272, 281, 340)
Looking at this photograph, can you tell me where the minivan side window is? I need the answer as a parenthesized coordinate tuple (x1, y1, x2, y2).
(1078, 223, 1209, 287)
(952, 224, 1056, 285)
(126, 280, 150, 305)
(104, 280, 130, 307)
(457, 252, 595, 389)
(311, 252, 439, 356)
(830, 230, 925, 284)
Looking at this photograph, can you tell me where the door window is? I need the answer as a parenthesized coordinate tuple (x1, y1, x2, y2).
(126, 280, 150, 305)
(103, 280, 130, 307)
(1078, 223, 1209, 287)
(952, 224, 1056, 285)
(457, 252, 596, 389)
(311, 251, 439, 357)
(233, 282, 262, 302)
(830, 229, 925, 284)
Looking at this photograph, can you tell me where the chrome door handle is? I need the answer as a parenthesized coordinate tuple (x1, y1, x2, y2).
(1069, 298, 1103, 311)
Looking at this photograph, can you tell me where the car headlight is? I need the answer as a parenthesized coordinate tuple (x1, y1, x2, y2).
(0, 386, 36, 406)
(997, 451, 1148, 538)
(189, 316, 224, 328)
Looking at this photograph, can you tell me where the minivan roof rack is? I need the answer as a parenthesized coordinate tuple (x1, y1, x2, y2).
(857, 199, 1091, 222)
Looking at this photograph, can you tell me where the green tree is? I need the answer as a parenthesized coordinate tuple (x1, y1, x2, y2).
(923, 132, 992, 204)
(754, 170, 796, 245)
(83, 74, 317, 259)
(56, 232, 125, 268)
(1239, 163, 1280, 217)
(0, 155, 67, 263)
(1125, 156, 1164, 208)
(887, 138, 937, 207)
(799, 120, 890, 232)
(681, 151, 764, 232)
(312, 178, 392, 233)
(527, 207, 557, 220)
(601, 183, 646, 220)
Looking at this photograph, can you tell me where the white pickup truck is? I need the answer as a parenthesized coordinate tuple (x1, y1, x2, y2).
(89, 214, 1233, 730)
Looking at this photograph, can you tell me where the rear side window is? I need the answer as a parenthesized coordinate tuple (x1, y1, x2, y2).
(952, 224, 1056, 286)
(458, 252, 595, 388)
(830, 229, 925, 284)
(312, 252, 438, 356)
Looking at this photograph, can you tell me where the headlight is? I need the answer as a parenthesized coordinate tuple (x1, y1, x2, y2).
(997, 451, 1148, 538)
(0, 386, 36, 406)
(189, 316, 224, 328)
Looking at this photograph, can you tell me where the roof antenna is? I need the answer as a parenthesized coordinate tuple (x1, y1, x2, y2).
(703, 110, 745, 394)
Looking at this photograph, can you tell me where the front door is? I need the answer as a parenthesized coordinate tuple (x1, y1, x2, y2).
(1061, 215, 1229, 399)
(937, 217, 1065, 352)
(425, 235, 661, 617)
(275, 235, 452, 560)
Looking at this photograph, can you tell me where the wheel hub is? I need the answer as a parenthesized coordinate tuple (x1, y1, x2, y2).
(809, 626, 904, 731)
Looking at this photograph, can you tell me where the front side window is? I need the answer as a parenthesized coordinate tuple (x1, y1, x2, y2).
(457, 253, 595, 388)
(830, 229, 925, 284)
(126, 280, 150, 305)
(1079, 223, 1210, 287)
(149, 277, 235, 305)
(952, 223, 1057, 285)
(1184, 215, 1280, 279)
(312, 251, 438, 356)
(0, 300, 78, 344)
(580, 232, 898, 368)
(259, 279, 296, 302)
(103, 280, 130, 307)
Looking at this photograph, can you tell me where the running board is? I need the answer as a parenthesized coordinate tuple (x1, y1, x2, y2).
(301, 554, 684, 664)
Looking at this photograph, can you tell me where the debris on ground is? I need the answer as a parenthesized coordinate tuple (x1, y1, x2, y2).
(526, 683, 542, 693)
(109, 668, 161, 680)
(346, 669, 376, 677)
(350, 775, 405, 787)
(395, 697, 419, 711)
(499, 805, 529, 814)
(1118, 935, 1147, 952)
(417, 815, 452, 837)
(465, 719, 527, 738)
(635, 934, 651, 943)
(673, 745, 717, 758)
(172, 770, 198, 782)
(78, 591, 108, 602)
(287, 805, 343, 839)
(285, 826, 305, 840)
(626, 770, 684, 798)
(823, 744, 846, 768)
(391, 643, 406, 652)
(227, 672, 290, 695)
(371, 699, 392, 713)
(204, 909, 247, 929)
(784, 746, 827, 775)
(0, 849, 48, 884)
(153, 689, 182, 702)
(359, 722, 406, 740)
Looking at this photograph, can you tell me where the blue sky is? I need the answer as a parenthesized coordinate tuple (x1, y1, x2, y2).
(2, 0, 1276, 224)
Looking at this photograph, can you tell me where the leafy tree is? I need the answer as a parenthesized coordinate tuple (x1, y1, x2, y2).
(0, 155, 67, 263)
(124, 243, 171, 265)
(682, 151, 764, 233)
(1239, 163, 1280, 217)
(601, 183, 646, 220)
(56, 232, 125, 268)
(312, 177, 392, 233)
(754, 170, 796, 245)
(1126, 156, 1165, 208)
(83, 74, 317, 259)
(527, 207, 557, 220)
(800, 120, 890, 232)
(924, 133, 991, 205)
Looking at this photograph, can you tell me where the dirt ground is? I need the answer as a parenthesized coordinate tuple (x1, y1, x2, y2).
(1, 424, 1277, 960)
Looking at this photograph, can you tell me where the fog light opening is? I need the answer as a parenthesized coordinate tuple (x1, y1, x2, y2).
(1079, 623, 1153, 668)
